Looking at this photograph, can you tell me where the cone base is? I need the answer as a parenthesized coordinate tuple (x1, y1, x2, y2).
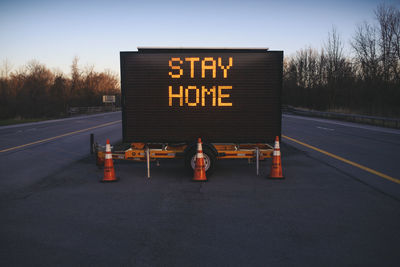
(192, 178, 207, 182)
(268, 176, 285, 179)
(100, 177, 119, 183)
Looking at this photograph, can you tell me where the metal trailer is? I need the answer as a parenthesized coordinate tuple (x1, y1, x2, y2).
(94, 140, 273, 177)
(95, 47, 283, 177)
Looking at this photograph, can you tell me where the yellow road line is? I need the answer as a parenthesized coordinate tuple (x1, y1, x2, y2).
(282, 134, 400, 184)
(0, 120, 121, 153)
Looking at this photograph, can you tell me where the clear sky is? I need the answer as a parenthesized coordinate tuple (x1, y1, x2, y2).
(0, 0, 399, 76)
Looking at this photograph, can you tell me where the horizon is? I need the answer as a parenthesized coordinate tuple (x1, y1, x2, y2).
(1, 0, 399, 76)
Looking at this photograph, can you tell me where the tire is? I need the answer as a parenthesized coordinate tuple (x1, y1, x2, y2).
(184, 146, 216, 176)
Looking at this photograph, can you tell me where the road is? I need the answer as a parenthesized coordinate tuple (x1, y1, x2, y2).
(0, 112, 122, 196)
(282, 114, 400, 199)
(0, 112, 399, 266)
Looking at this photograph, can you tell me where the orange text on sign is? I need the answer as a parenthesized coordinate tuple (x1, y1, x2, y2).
(169, 86, 232, 107)
(168, 57, 234, 107)
(169, 57, 233, 78)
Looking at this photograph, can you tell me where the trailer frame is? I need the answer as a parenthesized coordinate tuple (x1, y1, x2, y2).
(95, 140, 274, 178)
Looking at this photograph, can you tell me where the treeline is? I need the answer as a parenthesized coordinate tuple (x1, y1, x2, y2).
(283, 4, 400, 117)
(0, 57, 120, 120)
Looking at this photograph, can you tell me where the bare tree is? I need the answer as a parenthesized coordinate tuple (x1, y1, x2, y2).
(1, 57, 121, 120)
(0, 59, 13, 79)
(375, 4, 400, 81)
(324, 26, 349, 107)
(351, 22, 380, 81)
(282, 5, 399, 116)
(294, 47, 320, 89)
(71, 56, 81, 81)
(70, 56, 82, 99)
(324, 27, 345, 78)
(393, 8, 400, 60)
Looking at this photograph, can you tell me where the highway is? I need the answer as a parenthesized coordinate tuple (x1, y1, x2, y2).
(1, 112, 399, 266)
(0, 112, 122, 197)
(282, 114, 400, 199)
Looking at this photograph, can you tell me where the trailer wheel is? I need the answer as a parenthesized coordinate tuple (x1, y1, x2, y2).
(185, 146, 216, 176)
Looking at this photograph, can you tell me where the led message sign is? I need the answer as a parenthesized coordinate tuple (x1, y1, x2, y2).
(121, 48, 283, 144)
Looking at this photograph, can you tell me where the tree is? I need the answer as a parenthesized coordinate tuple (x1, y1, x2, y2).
(1, 57, 121, 120)
(376, 4, 399, 81)
(51, 74, 69, 114)
(283, 47, 329, 109)
(21, 60, 54, 117)
(70, 56, 82, 102)
(324, 26, 351, 108)
(0, 59, 13, 79)
(351, 22, 380, 81)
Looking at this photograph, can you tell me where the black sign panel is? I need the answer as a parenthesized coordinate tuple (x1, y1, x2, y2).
(120, 48, 283, 144)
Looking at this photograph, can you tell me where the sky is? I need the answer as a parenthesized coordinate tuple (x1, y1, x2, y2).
(0, 0, 399, 76)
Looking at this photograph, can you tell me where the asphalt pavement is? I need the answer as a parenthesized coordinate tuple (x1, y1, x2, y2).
(0, 112, 122, 196)
(282, 114, 400, 199)
(0, 112, 399, 266)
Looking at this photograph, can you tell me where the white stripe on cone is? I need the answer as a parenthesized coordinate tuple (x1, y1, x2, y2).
(274, 141, 280, 149)
(197, 139, 204, 159)
(105, 153, 112, 159)
(273, 150, 281, 156)
(197, 142, 202, 151)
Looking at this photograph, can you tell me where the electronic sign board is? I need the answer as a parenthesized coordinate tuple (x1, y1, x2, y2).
(120, 48, 283, 144)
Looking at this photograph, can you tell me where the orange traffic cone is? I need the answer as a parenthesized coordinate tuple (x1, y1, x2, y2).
(101, 139, 118, 182)
(193, 138, 207, 182)
(269, 136, 284, 179)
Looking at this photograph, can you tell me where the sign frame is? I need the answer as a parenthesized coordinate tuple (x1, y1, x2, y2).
(120, 48, 283, 144)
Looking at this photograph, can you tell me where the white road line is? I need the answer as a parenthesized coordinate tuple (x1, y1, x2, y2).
(284, 114, 400, 135)
(316, 126, 334, 131)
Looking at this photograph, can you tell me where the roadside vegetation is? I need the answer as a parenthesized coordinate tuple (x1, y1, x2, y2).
(1, 4, 398, 122)
(0, 57, 120, 121)
(283, 4, 400, 118)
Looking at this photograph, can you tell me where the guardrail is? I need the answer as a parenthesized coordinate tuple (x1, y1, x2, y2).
(68, 106, 121, 116)
(283, 105, 400, 129)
